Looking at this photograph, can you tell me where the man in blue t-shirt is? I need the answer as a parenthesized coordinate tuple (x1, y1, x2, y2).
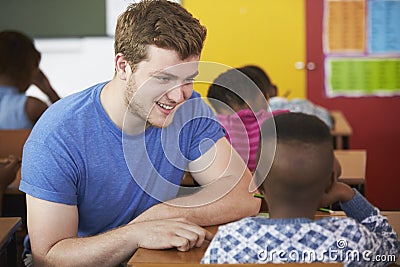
(19, 0, 260, 266)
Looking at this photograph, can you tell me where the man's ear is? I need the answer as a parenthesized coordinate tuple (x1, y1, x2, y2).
(115, 53, 131, 80)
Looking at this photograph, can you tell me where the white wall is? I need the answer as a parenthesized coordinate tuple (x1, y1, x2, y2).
(27, 0, 182, 103)
(27, 37, 115, 102)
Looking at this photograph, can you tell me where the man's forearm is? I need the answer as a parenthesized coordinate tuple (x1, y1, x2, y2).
(133, 176, 261, 226)
(35, 224, 138, 267)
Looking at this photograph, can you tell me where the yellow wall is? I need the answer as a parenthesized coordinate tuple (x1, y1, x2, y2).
(183, 0, 306, 98)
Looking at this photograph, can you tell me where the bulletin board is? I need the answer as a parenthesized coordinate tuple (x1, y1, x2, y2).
(0, 0, 106, 38)
(323, 0, 400, 97)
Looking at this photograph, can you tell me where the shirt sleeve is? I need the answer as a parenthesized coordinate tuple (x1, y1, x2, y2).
(340, 189, 400, 266)
(20, 139, 80, 205)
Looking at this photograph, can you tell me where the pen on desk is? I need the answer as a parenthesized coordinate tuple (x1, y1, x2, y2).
(253, 193, 265, 199)
(318, 207, 334, 214)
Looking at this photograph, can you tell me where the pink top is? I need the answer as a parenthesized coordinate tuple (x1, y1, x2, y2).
(217, 109, 288, 172)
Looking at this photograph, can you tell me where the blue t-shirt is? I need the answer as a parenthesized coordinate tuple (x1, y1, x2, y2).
(0, 86, 33, 129)
(20, 82, 225, 236)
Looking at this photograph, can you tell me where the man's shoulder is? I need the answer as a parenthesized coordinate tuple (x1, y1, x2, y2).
(28, 82, 106, 142)
(190, 90, 201, 99)
(49, 83, 104, 112)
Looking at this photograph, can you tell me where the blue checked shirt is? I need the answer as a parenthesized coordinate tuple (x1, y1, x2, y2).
(201, 190, 399, 266)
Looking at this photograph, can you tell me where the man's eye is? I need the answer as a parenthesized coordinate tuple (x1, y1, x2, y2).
(185, 78, 195, 83)
(155, 76, 171, 82)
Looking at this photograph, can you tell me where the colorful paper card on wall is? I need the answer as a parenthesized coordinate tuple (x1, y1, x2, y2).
(325, 58, 400, 97)
(368, 0, 400, 54)
(324, 0, 366, 54)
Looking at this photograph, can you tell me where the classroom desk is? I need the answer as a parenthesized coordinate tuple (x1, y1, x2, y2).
(4, 167, 23, 195)
(128, 211, 400, 266)
(2, 169, 26, 239)
(334, 149, 366, 186)
(330, 111, 353, 149)
(128, 223, 343, 266)
(128, 225, 219, 266)
(0, 217, 21, 267)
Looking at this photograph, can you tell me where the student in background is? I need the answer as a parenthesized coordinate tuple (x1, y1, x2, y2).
(202, 112, 399, 266)
(0, 30, 60, 129)
(20, 0, 259, 266)
(244, 65, 333, 128)
(207, 66, 287, 172)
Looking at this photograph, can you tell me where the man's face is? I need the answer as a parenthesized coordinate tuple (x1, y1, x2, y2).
(125, 45, 200, 129)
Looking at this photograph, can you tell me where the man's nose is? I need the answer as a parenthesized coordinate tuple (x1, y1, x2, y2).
(166, 86, 185, 103)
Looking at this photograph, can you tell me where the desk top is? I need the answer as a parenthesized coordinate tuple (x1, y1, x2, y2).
(0, 217, 21, 249)
(334, 149, 367, 185)
(129, 225, 218, 265)
(330, 110, 353, 137)
(128, 211, 400, 266)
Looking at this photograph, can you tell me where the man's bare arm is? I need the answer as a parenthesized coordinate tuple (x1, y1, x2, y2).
(27, 195, 212, 267)
(132, 138, 261, 226)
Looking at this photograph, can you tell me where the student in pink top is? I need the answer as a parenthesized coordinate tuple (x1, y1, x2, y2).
(207, 66, 288, 172)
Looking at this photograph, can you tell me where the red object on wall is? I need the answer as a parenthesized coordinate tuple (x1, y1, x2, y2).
(305, 0, 400, 210)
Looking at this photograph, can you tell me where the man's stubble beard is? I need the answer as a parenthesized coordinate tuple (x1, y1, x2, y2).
(124, 76, 151, 127)
(124, 76, 170, 129)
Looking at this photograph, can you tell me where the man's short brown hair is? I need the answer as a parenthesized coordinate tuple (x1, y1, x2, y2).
(114, 0, 207, 67)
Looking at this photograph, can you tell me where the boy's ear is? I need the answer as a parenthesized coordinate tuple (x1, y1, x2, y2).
(324, 171, 336, 193)
(325, 157, 341, 193)
(333, 156, 342, 179)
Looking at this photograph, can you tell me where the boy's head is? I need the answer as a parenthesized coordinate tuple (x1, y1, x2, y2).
(0, 30, 41, 92)
(258, 112, 334, 216)
(114, 0, 206, 70)
(207, 68, 267, 114)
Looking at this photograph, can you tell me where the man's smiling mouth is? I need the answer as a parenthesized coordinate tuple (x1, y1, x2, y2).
(156, 101, 174, 110)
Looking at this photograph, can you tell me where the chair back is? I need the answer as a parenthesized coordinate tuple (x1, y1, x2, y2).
(0, 129, 31, 158)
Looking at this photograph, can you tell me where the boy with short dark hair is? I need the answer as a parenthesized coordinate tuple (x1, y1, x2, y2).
(202, 113, 399, 266)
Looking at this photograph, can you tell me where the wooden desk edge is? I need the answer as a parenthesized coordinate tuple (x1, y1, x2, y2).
(5, 167, 23, 195)
(330, 110, 353, 136)
(0, 217, 22, 248)
(334, 150, 367, 184)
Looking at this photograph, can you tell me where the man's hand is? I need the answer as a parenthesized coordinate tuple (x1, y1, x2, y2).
(131, 218, 213, 252)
